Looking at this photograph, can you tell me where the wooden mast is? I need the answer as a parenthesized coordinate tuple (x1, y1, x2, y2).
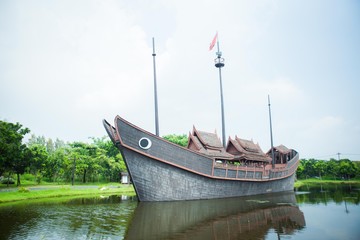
(152, 37, 159, 136)
(214, 36, 226, 148)
(268, 95, 275, 168)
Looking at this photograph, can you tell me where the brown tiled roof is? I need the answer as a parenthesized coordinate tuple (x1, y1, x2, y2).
(187, 126, 233, 160)
(267, 144, 291, 155)
(194, 127, 223, 149)
(226, 136, 271, 162)
(237, 138, 261, 153)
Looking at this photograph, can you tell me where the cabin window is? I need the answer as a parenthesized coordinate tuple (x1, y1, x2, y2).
(139, 137, 152, 150)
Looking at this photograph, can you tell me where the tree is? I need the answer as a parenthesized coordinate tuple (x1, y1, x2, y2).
(91, 137, 127, 182)
(46, 138, 55, 154)
(302, 159, 317, 178)
(44, 146, 67, 182)
(0, 120, 30, 186)
(315, 160, 326, 179)
(296, 160, 305, 179)
(28, 144, 48, 183)
(54, 138, 66, 150)
(163, 134, 188, 147)
(338, 159, 357, 179)
(90, 136, 118, 158)
(326, 159, 339, 179)
(27, 134, 46, 147)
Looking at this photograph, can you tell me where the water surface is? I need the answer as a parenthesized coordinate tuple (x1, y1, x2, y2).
(0, 184, 359, 239)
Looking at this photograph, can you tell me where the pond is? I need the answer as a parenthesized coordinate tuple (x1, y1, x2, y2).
(0, 184, 359, 239)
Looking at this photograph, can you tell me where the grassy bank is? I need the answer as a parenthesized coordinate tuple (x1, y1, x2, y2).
(0, 184, 135, 204)
(294, 178, 360, 188)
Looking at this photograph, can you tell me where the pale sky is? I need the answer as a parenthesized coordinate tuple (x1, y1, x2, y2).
(1, 0, 359, 160)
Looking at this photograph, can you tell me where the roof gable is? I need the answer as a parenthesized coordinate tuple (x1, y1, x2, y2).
(193, 126, 223, 149)
(236, 136, 262, 153)
(267, 144, 291, 155)
(188, 126, 233, 160)
(226, 136, 271, 162)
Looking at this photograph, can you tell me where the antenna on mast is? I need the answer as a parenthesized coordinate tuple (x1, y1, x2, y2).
(152, 37, 159, 136)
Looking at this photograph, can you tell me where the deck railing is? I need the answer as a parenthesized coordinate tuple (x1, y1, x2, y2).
(212, 152, 299, 181)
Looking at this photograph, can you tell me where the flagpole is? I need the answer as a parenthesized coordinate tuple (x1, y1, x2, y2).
(214, 35, 226, 148)
(152, 37, 159, 136)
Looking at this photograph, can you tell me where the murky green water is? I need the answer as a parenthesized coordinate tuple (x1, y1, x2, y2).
(0, 184, 359, 239)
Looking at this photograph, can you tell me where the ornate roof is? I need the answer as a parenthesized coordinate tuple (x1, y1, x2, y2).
(226, 136, 271, 162)
(266, 144, 291, 155)
(187, 126, 233, 160)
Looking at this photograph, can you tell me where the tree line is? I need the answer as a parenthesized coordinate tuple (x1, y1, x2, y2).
(1, 120, 359, 186)
(0, 120, 126, 186)
(297, 158, 360, 180)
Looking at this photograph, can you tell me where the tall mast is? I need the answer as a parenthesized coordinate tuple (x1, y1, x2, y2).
(268, 95, 275, 168)
(152, 37, 159, 136)
(214, 38, 226, 148)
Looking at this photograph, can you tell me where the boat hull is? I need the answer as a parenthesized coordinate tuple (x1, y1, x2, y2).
(104, 116, 298, 202)
(122, 147, 295, 201)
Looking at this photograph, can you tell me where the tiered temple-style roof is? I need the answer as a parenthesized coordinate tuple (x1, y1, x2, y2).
(187, 126, 233, 160)
(226, 136, 271, 162)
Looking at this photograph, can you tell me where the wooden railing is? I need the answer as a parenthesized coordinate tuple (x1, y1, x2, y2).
(212, 152, 299, 181)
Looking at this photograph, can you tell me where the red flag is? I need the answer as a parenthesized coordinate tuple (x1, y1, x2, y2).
(209, 32, 218, 51)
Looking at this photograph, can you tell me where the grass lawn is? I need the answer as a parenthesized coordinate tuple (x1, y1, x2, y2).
(0, 183, 135, 204)
(294, 178, 360, 188)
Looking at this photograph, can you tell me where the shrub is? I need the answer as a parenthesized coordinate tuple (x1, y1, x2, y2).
(22, 173, 35, 181)
(18, 187, 30, 193)
(0, 177, 15, 184)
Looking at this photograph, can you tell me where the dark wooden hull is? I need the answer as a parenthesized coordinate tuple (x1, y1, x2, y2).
(103, 116, 299, 202)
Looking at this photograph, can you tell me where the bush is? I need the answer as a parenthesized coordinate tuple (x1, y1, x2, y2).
(22, 173, 35, 181)
(0, 177, 15, 184)
(18, 187, 30, 193)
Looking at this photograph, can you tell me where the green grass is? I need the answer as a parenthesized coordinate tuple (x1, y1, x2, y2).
(0, 184, 135, 204)
(294, 178, 360, 188)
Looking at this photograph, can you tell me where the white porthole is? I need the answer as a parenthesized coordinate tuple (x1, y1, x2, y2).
(139, 137, 152, 150)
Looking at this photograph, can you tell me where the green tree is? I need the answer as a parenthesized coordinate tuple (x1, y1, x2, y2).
(296, 160, 305, 178)
(69, 142, 100, 183)
(0, 120, 30, 186)
(28, 144, 48, 183)
(92, 137, 127, 182)
(302, 158, 317, 178)
(27, 134, 46, 147)
(46, 138, 55, 154)
(90, 136, 118, 158)
(44, 146, 67, 182)
(163, 134, 188, 147)
(326, 159, 339, 179)
(315, 160, 326, 179)
(54, 138, 66, 150)
(338, 159, 357, 179)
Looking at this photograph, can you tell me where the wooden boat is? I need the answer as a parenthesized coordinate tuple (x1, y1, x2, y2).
(103, 116, 299, 201)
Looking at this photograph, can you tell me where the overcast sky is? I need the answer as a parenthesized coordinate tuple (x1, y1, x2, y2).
(1, 0, 359, 160)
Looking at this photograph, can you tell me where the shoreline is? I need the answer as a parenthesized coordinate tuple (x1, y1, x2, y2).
(0, 184, 136, 204)
(1, 179, 359, 204)
(294, 178, 360, 188)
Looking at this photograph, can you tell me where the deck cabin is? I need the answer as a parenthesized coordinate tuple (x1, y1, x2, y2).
(187, 126, 233, 162)
(266, 145, 296, 164)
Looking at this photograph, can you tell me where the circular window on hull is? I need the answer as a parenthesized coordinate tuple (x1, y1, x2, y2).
(139, 137, 152, 150)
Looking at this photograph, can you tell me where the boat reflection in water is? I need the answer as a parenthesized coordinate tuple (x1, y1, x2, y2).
(125, 192, 305, 240)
